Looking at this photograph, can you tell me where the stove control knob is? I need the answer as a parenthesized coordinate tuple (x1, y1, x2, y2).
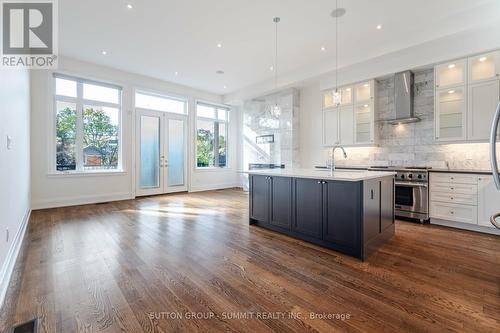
(408, 174, 413, 179)
(400, 174, 405, 179)
(417, 174, 423, 179)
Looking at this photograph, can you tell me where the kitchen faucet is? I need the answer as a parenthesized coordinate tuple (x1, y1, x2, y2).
(330, 144, 348, 174)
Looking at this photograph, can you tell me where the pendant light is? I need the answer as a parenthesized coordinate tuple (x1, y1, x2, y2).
(331, 0, 344, 106)
(271, 16, 281, 117)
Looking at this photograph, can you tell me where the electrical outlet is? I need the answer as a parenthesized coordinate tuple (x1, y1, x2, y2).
(6, 228, 9, 243)
(6, 135, 12, 150)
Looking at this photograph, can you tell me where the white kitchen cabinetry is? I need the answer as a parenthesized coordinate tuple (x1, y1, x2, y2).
(430, 172, 500, 234)
(434, 50, 500, 143)
(435, 87, 466, 141)
(477, 175, 500, 227)
(322, 80, 376, 147)
(467, 79, 500, 141)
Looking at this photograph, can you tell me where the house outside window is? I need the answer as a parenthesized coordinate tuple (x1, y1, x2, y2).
(196, 102, 229, 168)
(54, 74, 122, 172)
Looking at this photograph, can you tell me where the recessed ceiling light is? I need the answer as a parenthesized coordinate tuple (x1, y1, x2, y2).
(216, 70, 224, 75)
(479, 56, 487, 62)
(269, 66, 274, 71)
(101, 50, 107, 55)
(127, 4, 133, 9)
(448, 63, 456, 69)
(174, 71, 179, 76)
(321, 46, 326, 51)
(223, 85, 227, 89)
(217, 43, 222, 48)
(448, 90, 455, 94)
(376, 25, 382, 30)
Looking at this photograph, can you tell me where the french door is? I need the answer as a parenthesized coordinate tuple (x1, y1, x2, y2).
(135, 109, 188, 196)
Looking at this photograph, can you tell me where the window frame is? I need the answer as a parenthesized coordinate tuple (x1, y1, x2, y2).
(134, 90, 188, 115)
(52, 73, 123, 174)
(195, 101, 230, 169)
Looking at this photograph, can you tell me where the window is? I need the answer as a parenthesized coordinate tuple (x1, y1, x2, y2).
(54, 74, 122, 172)
(196, 102, 229, 168)
(135, 91, 186, 114)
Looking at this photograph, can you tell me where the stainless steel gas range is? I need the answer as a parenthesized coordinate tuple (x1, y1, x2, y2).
(369, 166, 430, 223)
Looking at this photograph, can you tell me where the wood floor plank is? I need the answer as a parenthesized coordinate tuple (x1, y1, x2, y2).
(0, 188, 499, 333)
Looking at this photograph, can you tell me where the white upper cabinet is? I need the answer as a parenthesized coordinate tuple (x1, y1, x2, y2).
(339, 106, 354, 145)
(435, 87, 466, 141)
(434, 49, 500, 143)
(435, 59, 467, 89)
(468, 51, 500, 84)
(323, 108, 339, 146)
(477, 175, 500, 228)
(354, 81, 373, 103)
(467, 80, 500, 141)
(322, 80, 376, 147)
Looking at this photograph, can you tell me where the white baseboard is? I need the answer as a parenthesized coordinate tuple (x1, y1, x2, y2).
(431, 218, 500, 235)
(189, 183, 243, 193)
(0, 208, 30, 310)
(31, 192, 133, 210)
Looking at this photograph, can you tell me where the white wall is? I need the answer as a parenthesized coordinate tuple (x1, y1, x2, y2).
(31, 57, 239, 209)
(0, 69, 31, 306)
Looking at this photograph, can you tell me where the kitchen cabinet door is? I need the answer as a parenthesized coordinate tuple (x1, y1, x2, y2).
(435, 59, 467, 89)
(323, 108, 339, 146)
(477, 175, 500, 228)
(339, 105, 354, 145)
(380, 177, 395, 231)
(323, 181, 360, 248)
(250, 175, 270, 223)
(468, 51, 500, 84)
(363, 179, 381, 242)
(435, 87, 466, 141)
(354, 81, 373, 104)
(467, 80, 500, 141)
(355, 103, 374, 144)
(270, 176, 292, 230)
(293, 178, 323, 238)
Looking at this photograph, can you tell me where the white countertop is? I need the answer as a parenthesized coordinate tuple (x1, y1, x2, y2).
(240, 168, 396, 182)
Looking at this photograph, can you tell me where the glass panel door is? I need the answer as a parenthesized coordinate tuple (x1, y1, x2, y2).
(136, 111, 163, 196)
(136, 109, 187, 196)
(164, 117, 187, 193)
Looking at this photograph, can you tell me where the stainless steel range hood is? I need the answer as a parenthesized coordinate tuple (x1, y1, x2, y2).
(388, 71, 420, 125)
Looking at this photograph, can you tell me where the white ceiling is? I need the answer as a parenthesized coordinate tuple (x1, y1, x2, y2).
(59, 0, 500, 95)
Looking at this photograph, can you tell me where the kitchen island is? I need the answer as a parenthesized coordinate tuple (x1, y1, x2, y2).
(243, 168, 396, 260)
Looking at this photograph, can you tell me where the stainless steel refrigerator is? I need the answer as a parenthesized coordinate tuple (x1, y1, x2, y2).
(489, 101, 500, 229)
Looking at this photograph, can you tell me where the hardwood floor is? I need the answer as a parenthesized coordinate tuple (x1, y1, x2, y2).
(1, 188, 499, 332)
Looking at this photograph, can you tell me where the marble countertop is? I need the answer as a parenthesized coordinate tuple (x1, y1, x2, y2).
(240, 168, 396, 182)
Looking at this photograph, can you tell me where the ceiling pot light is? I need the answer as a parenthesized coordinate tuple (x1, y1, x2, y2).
(101, 50, 107, 55)
(376, 25, 382, 30)
(174, 71, 179, 76)
(448, 63, 456, 69)
(217, 43, 222, 48)
(321, 46, 326, 51)
(269, 66, 274, 71)
(127, 4, 133, 9)
(223, 85, 227, 89)
(479, 56, 487, 62)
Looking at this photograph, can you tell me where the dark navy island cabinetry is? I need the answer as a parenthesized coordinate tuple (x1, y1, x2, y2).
(249, 172, 395, 260)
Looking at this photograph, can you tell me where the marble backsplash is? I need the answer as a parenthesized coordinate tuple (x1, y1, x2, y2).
(333, 68, 496, 171)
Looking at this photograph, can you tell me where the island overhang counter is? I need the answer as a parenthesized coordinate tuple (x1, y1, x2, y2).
(242, 169, 396, 260)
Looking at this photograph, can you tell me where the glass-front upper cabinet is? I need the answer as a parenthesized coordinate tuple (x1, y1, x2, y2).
(468, 51, 500, 83)
(354, 103, 374, 144)
(340, 86, 353, 105)
(323, 90, 335, 108)
(435, 59, 467, 88)
(435, 87, 466, 141)
(354, 81, 372, 103)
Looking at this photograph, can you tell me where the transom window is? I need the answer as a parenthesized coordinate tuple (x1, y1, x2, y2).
(196, 102, 230, 168)
(54, 74, 122, 172)
(135, 91, 187, 114)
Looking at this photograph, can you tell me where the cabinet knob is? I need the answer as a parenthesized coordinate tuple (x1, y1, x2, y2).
(450, 211, 454, 214)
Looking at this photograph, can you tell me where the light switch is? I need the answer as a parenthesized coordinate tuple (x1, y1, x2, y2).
(6, 135, 12, 150)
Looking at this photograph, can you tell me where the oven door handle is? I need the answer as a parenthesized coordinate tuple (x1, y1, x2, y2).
(395, 182, 428, 187)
